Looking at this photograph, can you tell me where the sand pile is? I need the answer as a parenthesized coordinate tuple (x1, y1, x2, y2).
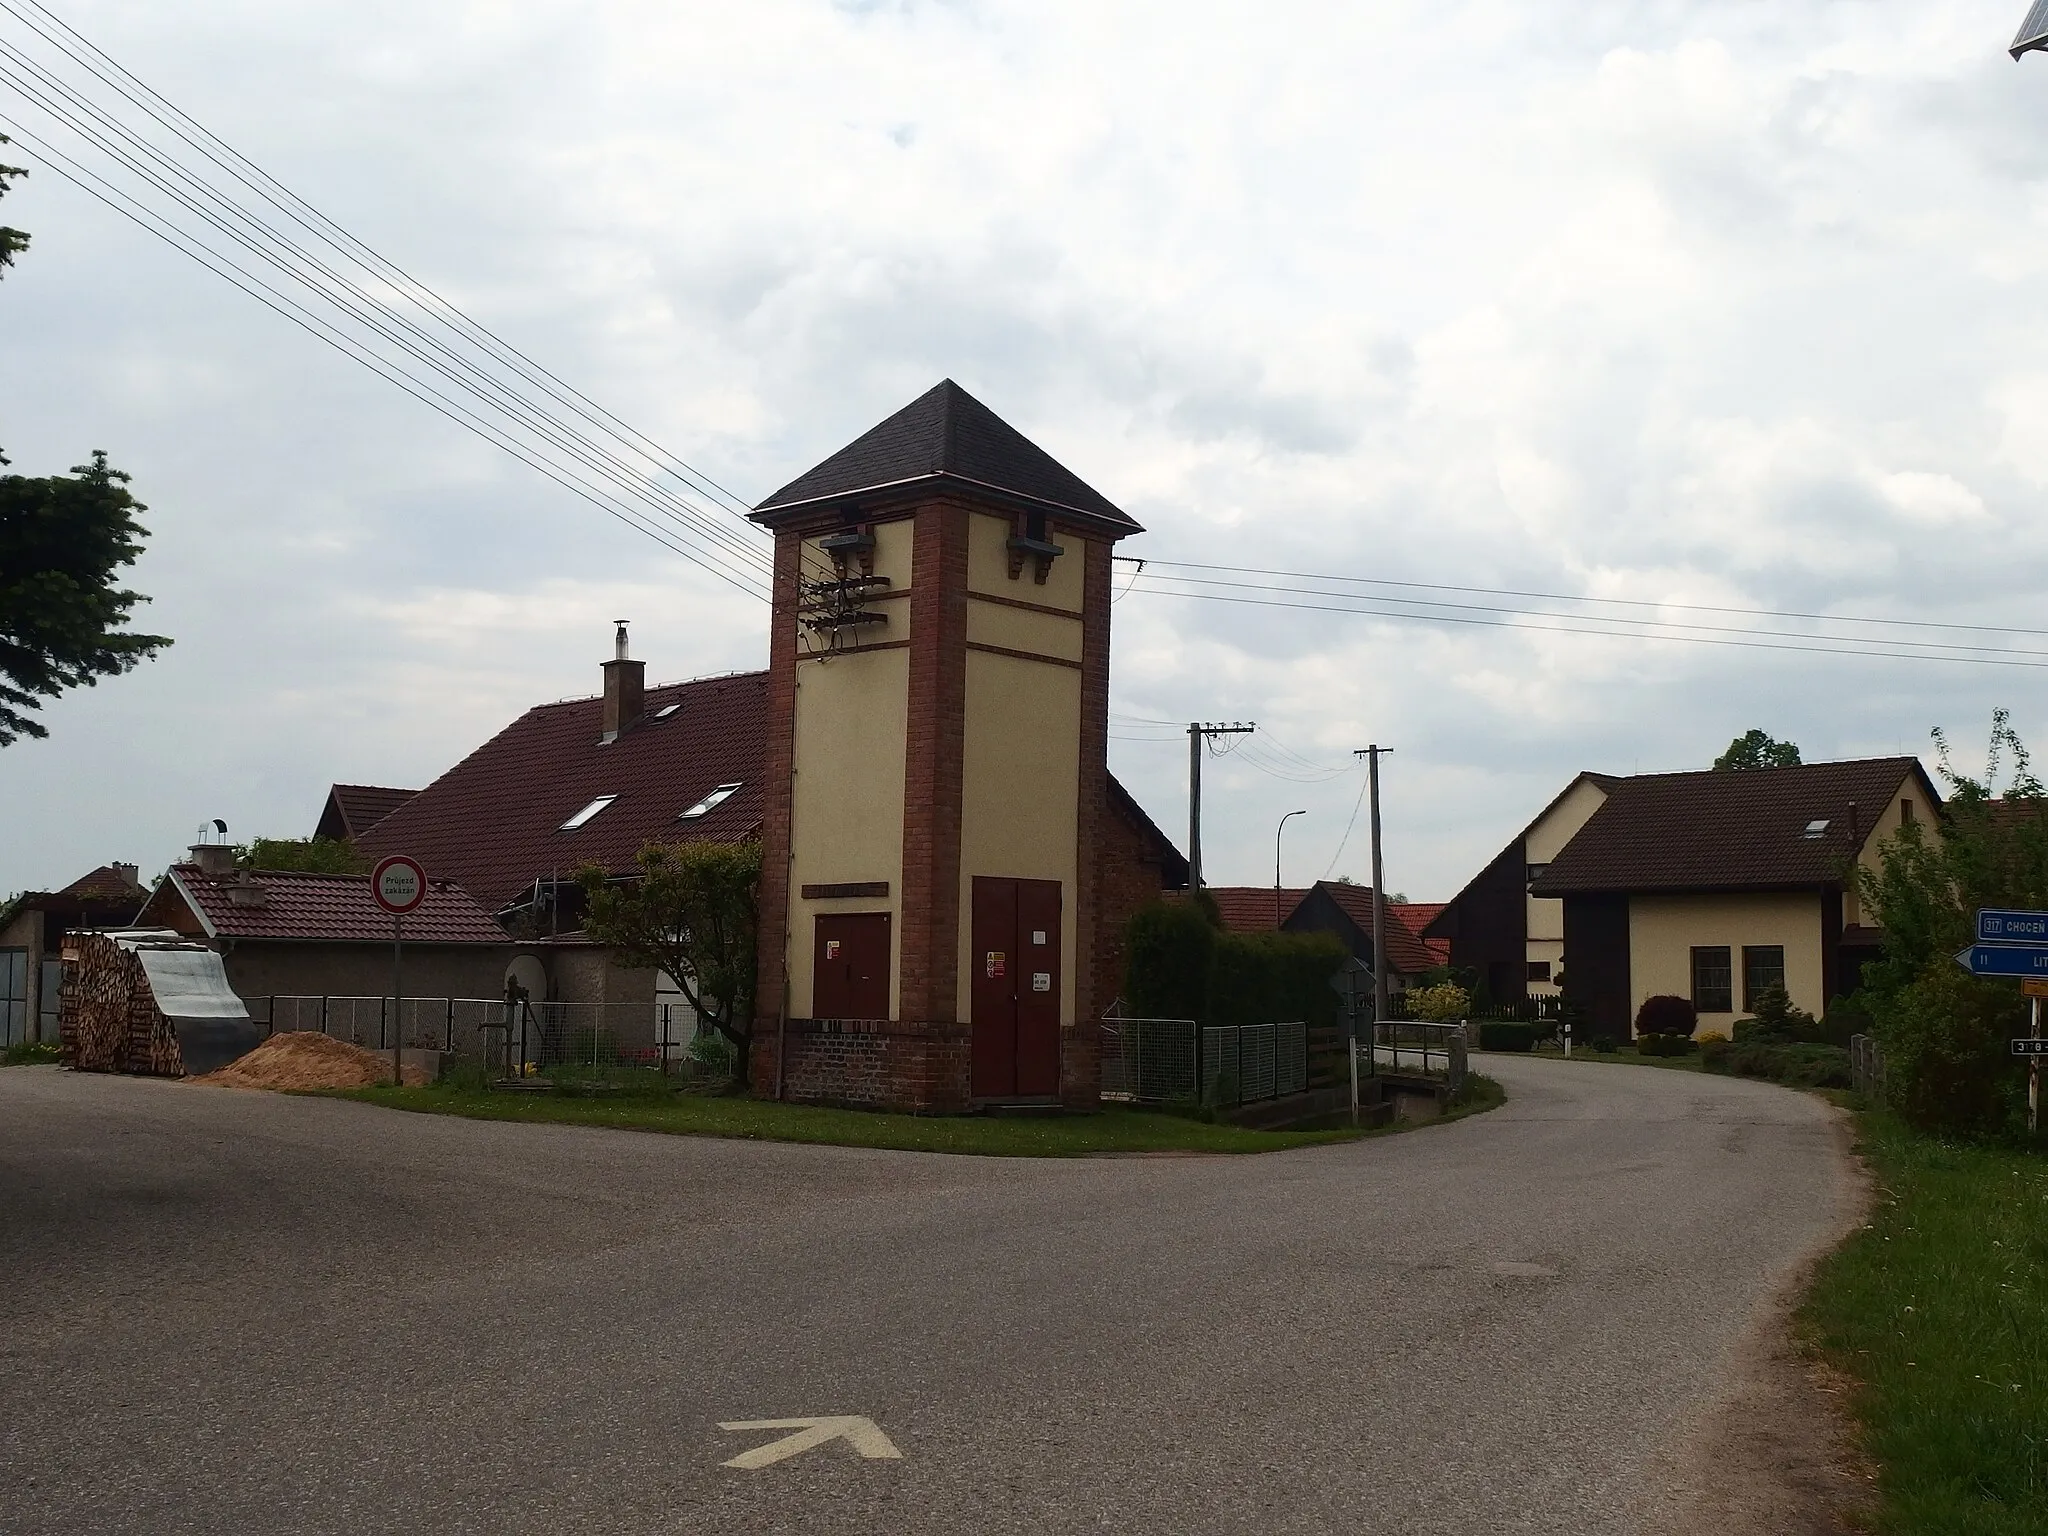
(190, 1031, 429, 1090)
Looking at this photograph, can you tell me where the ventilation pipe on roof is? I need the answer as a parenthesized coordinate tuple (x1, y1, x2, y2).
(601, 620, 645, 744)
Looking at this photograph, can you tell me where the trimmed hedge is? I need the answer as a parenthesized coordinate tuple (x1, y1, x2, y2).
(1477, 1021, 1535, 1052)
(1634, 994, 1698, 1038)
(1635, 1033, 1698, 1057)
(1122, 901, 1344, 1030)
(1700, 1038, 1851, 1088)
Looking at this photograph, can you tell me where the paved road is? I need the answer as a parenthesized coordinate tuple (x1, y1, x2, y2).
(0, 1057, 1853, 1535)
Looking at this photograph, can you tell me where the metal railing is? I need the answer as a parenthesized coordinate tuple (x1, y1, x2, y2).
(1098, 1014, 1307, 1106)
(1359, 1020, 1468, 1096)
(1849, 1033, 1885, 1101)
(1100, 1015, 1201, 1103)
(255, 995, 712, 1073)
(1202, 1022, 1308, 1105)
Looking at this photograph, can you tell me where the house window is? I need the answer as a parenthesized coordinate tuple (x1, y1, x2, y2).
(1901, 799, 1915, 825)
(680, 782, 742, 820)
(558, 794, 618, 831)
(1802, 819, 1830, 840)
(1526, 960, 1552, 982)
(1690, 946, 1733, 1014)
(1742, 945, 1786, 1011)
(0, 949, 25, 1047)
(1525, 863, 1549, 886)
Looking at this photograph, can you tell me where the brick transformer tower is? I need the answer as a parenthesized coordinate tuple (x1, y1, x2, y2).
(748, 381, 1143, 1111)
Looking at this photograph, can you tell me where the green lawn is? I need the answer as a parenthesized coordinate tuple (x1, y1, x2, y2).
(1801, 1113, 2048, 1533)
(1497, 1042, 1706, 1072)
(338, 1073, 1503, 1158)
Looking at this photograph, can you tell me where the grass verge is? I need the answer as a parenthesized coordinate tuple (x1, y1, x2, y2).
(1, 1040, 60, 1067)
(1801, 1111, 2047, 1532)
(337, 1072, 1504, 1158)
(1497, 1042, 1706, 1073)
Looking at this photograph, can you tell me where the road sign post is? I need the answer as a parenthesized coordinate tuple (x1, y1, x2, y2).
(1329, 958, 1374, 1126)
(371, 855, 428, 1087)
(1964, 911, 2048, 1135)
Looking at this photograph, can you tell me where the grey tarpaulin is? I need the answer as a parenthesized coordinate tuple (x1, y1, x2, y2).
(134, 945, 260, 1075)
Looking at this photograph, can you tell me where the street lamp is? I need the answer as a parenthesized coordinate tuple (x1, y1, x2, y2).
(1274, 809, 1307, 928)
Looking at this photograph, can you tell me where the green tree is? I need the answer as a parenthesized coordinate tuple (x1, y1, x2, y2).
(0, 452, 173, 744)
(1714, 729, 1802, 771)
(0, 135, 27, 277)
(578, 841, 761, 1082)
(236, 836, 367, 874)
(1856, 711, 2048, 1136)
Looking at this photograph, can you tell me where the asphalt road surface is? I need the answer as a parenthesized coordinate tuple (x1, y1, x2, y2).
(0, 1057, 1855, 1535)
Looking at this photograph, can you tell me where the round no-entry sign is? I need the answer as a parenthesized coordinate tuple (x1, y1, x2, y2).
(371, 854, 428, 916)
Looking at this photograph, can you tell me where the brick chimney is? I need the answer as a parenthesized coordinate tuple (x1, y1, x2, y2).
(188, 843, 235, 878)
(112, 862, 139, 888)
(601, 620, 644, 743)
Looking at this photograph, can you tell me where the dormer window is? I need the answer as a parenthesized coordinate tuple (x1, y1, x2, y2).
(1802, 818, 1830, 840)
(559, 795, 617, 831)
(680, 783, 742, 820)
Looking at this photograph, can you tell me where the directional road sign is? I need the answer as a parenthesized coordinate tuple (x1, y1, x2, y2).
(1978, 908, 2048, 943)
(1957, 944, 2048, 978)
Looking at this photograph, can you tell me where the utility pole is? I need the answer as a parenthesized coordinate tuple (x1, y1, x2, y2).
(1187, 721, 1255, 889)
(1353, 746, 1392, 1032)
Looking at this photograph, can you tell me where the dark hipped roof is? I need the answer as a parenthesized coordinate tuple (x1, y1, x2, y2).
(356, 673, 770, 912)
(1530, 756, 1938, 896)
(754, 379, 1142, 534)
(315, 784, 419, 842)
(156, 866, 508, 945)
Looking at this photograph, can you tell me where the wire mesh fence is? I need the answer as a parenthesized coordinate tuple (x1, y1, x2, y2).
(254, 995, 716, 1077)
(1100, 1015, 1307, 1107)
(1099, 1016, 1200, 1103)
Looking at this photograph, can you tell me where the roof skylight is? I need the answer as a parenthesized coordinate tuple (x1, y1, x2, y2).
(654, 703, 681, 720)
(559, 794, 618, 831)
(680, 782, 742, 820)
(1803, 818, 1831, 839)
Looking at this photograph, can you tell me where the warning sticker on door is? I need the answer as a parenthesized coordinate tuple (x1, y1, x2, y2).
(1032, 972, 1052, 992)
(825, 940, 841, 959)
(986, 952, 1006, 979)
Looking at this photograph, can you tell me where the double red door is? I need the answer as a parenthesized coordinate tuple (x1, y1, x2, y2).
(970, 877, 1062, 1099)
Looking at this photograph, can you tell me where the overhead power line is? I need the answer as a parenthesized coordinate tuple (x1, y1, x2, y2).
(0, 0, 795, 598)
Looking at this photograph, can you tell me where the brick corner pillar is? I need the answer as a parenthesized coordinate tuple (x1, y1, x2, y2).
(897, 501, 971, 1050)
(1064, 534, 1114, 1110)
(750, 529, 805, 1099)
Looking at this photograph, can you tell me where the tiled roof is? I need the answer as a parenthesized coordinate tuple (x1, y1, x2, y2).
(1, 864, 148, 929)
(1531, 757, 1937, 895)
(1311, 883, 1440, 974)
(1390, 903, 1450, 965)
(165, 866, 508, 944)
(316, 784, 419, 842)
(356, 672, 770, 913)
(1178, 886, 1308, 933)
(55, 864, 150, 908)
(754, 379, 1142, 534)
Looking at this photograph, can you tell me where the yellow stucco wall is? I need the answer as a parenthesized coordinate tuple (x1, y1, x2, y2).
(784, 518, 915, 1018)
(1846, 777, 1934, 926)
(955, 641, 1083, 1027)
(1523, 776, 1610, 994)
(966, 509, 1085, 613)
(1628, 892, 1826, 1024)
(965, 599, 1085, 663)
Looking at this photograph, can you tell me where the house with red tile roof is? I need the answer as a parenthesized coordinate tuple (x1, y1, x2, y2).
(0, 862, 149, 1046)
(137, 846, 522, 1032)
(1281, 880, 1440, 991)
(1173, 886, 1309, 933)
(314, 784, 419, 843)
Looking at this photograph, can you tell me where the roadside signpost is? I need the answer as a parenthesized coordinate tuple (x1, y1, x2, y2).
(1960, 908, 2048, 1134)
(371, 854, 428, 1088)
(1329, 957, 1375, 1125)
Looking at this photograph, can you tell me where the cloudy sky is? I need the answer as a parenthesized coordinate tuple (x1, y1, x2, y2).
(5, 0, 2048, 901)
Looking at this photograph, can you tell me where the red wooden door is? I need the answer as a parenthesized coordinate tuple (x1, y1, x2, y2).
(812, 912, 891, 1019)
(970, 877, 1062, 1098)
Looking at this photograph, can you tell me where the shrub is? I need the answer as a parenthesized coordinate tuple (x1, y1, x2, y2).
(1747, 982, 1817, 1043)
(1869, 964, 2023, 1137)
(1123, 900, 1217, 1020)
(1636, 1033, 1697, 1057)
(1702, 1040, 1851, 1090)
(1592, 1035, 1619, 1053)
(1696, 1030, 1729, 1046)
(2, 1039, 60, 1066)
(1634, 994, 1698, 1038)
(1207, 929, 1347, 1030)
(1477, 1021, 1535, 1052)
(1407, 982, 1471, 1023)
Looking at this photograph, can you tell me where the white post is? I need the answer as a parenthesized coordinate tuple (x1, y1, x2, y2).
(2031, 995, 2040, 1138)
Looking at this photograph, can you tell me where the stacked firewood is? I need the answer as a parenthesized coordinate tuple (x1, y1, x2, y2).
(60, 930, 187, 1077)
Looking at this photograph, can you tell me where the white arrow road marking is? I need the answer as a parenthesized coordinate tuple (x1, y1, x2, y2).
(717, 1416, 904, 1470)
